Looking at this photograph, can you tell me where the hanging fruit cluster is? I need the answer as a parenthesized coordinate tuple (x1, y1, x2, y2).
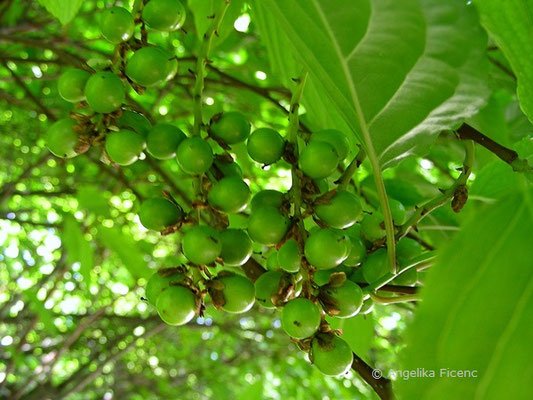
(45, 0, 424, 377)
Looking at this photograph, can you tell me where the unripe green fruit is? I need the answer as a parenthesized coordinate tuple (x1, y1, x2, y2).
(310, 129, 350, 161)
(105, 129, 145, 165)
(156, 285, 196, 325)
(311, 334, 353, 376)
(278, 239, 300, 273)
(207, 177, 250, 213)
(396, 238, 423, 261)
(251, 190, 283, 211)
(100, 7, 134, 43)
(57, 68, 90, 103)
(360, 212, 385, 241)
(85, 72, 125, 113)
(360, 299, 375, 315)
(266, 251, 280, 271)
(46, 119, 79, 158)
(304, 229, 350, 270)
(389, 198, 407, 225)
(219, 229, 253, 266)
(176, 137, 213, 174)
(146, 123, 186, 159)
(142, 0, 186, 31)
(145, 270, 186, 305)
(210, 112, 250, 145)
(344, 236, 366, 266)
(217, 274, 255, 313)
(247, 206, 289, 245)
(126, 47, 177, 87)
(361, 248, 388, 283)
(392, 267, 418, 286)
(117, 110, 152, 138)
(281, 298, 321, 339)
(313, 266, 352, 286)
(214, 159, 242, 177)
(321, 280, 363, 318)
(299, 141, 339, 179)
(138, 198, 182, 231)
(182, 226, 221, 265)
(315, 191, 362, 229)
(254, 271, 283, 309)
(247, 128, 285, 165)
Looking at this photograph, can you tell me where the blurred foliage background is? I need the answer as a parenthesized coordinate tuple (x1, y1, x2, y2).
(0, 0, 532, 399)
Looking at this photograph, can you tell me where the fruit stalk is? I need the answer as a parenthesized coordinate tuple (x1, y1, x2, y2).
(192, 0, 231, 136)
(396, 140, 475, 240)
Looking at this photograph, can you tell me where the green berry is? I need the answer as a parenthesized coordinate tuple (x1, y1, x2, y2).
(142, 0, 186, 31)
(254, 271, 283, 309)
(360, 213, 385, 241)
(146, 123, 186, 160)
(360, 299, 375, 315)
(344, 236, 366, 266)
(299, 141, 339, 179)
(105, 129, 145, 166)
(391, 267, 418, 286)
(126, 47, 177, 87)
(182, 226, 221, 265)
(321, 280, 363, 318)
(247, 206, 289, 245)
(100, 7, 134, 43)
(46, 119, 79, 158)
(266, 251, 280, 271)
(117, 110, 152, 138)
(361, 248, 388, 283)
(145, 269, 186, 305)
(217, 274, 255, 313)
(207, 176, 250, 213)
(315, 191, 362, 229)
(247, 128, 285, 165)
(304, 229, 350, 270)
(214, 159, 242, 177)
(281, 298, 321, 339)
(311, 334, 353, 376)
(138, 198, 182, 231)
(390, 199, 407, 225)
(210, 112, 250, 145)
(396, 238, 423, 261)
(176, 137, 213, 174)
(219, 229, 253, 266)
(57, 69, 90, 103)
(85, 72, 125, 113)
(310, 129, 350, 161)
(278, 239, 300, 273)
(251, 190, 283, 211)
(156, 285, 196, 325)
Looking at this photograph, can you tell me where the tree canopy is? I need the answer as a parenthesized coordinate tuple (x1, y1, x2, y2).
(1, 1, 533, 400)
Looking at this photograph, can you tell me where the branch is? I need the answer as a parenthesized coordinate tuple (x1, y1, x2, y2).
(351, 352, 393, 400)
(457, 124, 532, 175)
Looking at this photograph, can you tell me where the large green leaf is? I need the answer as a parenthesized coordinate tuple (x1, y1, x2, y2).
(38, 0, 82, 25)
(398, 186, 533, 399)
(475, 0, 533, 124)
(97, 226, 151, 280)
(251, 0, 489, 168)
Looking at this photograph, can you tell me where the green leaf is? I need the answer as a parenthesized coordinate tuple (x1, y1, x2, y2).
(24, 289, 57, 333)
(38, 0, 82, 25)
(97, 226, 151, 280)
(398, 187, 533, 399)
(475, 0, 533, 124)
(62, 215, 94, 286)
(251, 0, 489, 168)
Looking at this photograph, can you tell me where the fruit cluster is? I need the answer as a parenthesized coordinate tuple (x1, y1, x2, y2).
(45, 0, 423, 377)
